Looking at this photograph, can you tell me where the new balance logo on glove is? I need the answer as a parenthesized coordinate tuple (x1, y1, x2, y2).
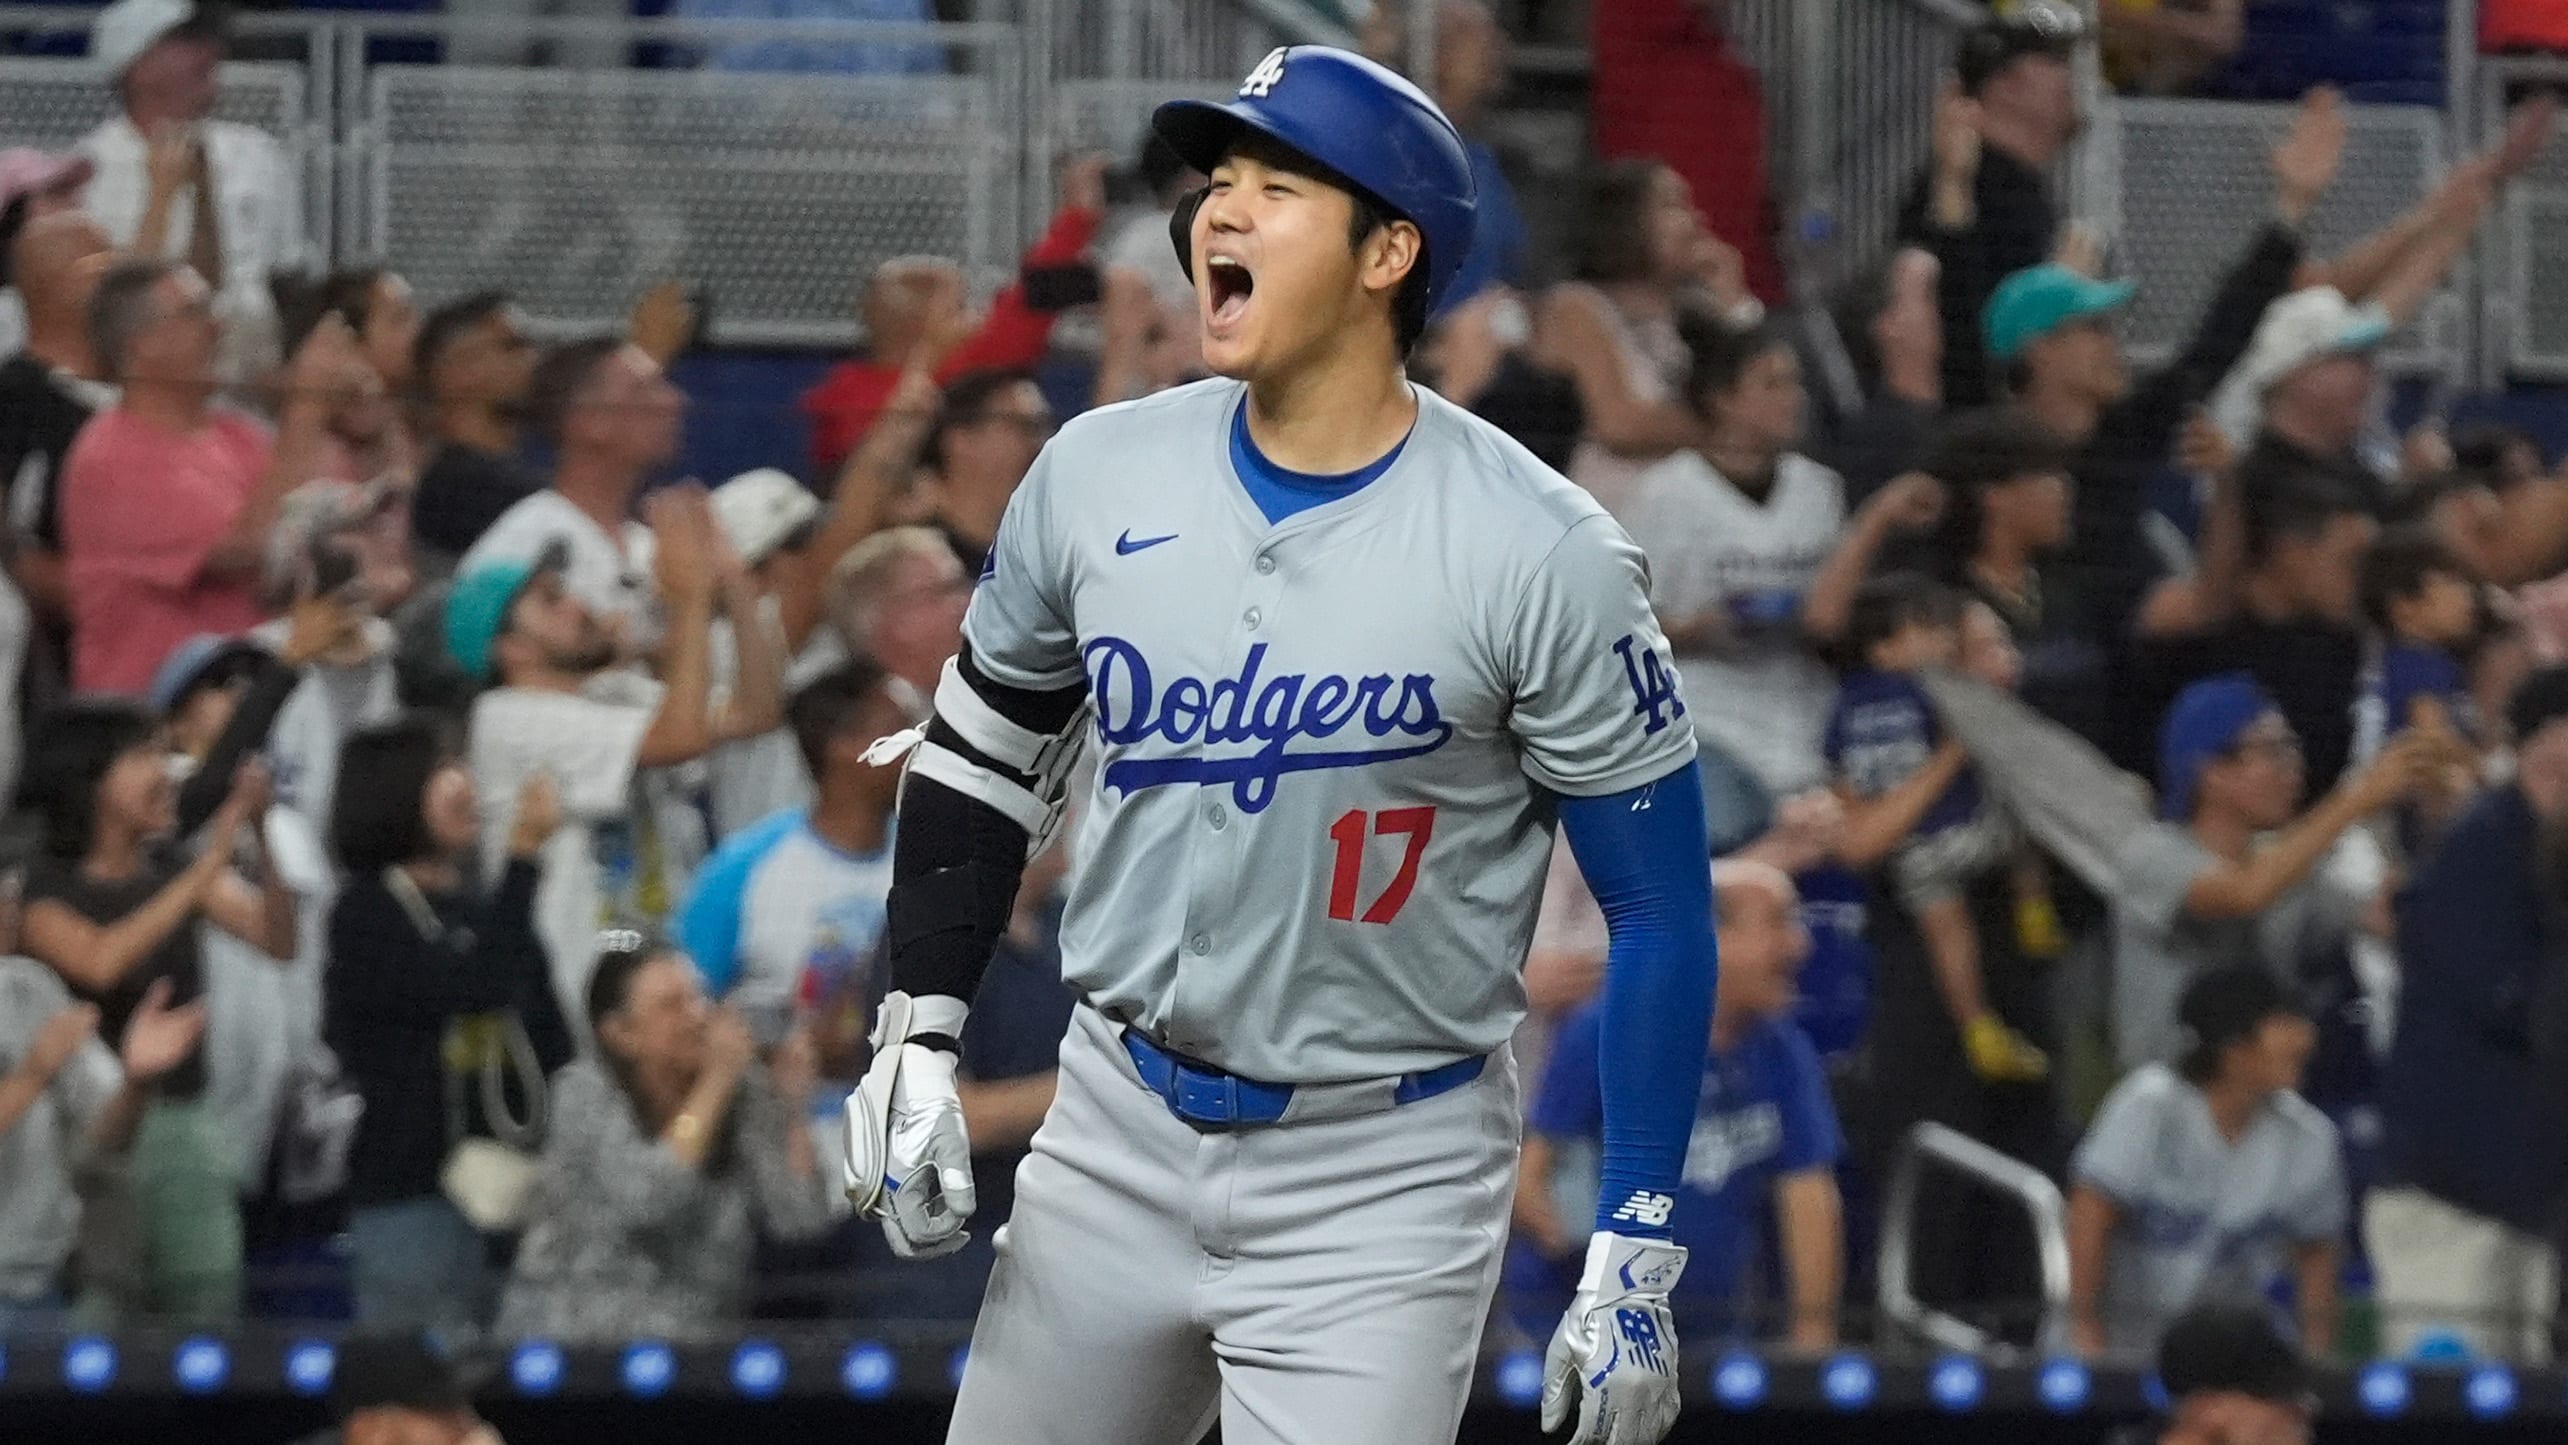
(1615, 1308, 1670, 1374)
(1609, 1191, 1674, 1228)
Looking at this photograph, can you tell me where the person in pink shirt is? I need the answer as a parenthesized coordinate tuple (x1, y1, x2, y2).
(58, 257, 350, 695)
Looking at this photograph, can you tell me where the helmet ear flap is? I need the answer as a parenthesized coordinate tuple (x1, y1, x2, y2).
(1168, 186, 1210, 283)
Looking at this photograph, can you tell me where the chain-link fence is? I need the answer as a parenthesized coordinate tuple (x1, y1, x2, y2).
(0, 48, 330, 265)
(0, 55, 303, 147)
(2102, 97, 2458, 372)
(1722, 0, 1991, 304)
(358, 53, 1021, 345)
(1034, 0, 1317, 85)
(0, 6, 1315, 346)
(1744, 1, 2471, 389)
(1017, 0, 1325, 259)
(334, 15, 1034, 345)
(2483, 55, 2568, 383)
(0, 1, 2513, 381)
(1048, 78, 1230, 175)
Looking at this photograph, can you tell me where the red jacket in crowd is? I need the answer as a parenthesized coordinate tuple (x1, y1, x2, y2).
(799, 203, 1101, 477)
(1590, 0, 1786, 305)
(2486, 0, 2568, 51)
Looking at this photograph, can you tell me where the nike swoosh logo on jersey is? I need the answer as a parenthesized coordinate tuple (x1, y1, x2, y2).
(1115, 529, 1179, 555)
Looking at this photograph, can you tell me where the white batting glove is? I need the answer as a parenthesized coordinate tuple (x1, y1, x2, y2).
(842, 990, 976, 1260)
(1541, 1232, 1688, 1445)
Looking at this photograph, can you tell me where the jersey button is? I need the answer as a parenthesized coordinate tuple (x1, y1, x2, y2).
(1242, 608, 1261, 629)
(1207, 803, 1227, 829)
(1188, 932, 1211, 955)
(1255, 555, 1277, 575)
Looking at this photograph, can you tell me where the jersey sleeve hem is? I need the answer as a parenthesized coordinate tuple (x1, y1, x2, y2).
(1524, 737, 1700, 800)
(957, 616, 1089, 693)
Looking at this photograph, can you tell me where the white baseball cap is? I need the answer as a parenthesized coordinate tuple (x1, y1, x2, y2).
(711, 468, 822, 566)
(92, 0, 216, 77)
(2209, 286, 2391, 445)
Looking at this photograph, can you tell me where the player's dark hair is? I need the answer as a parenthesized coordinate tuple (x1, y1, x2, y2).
(1571, 159, 1669, 285)
(2357, 524, 2464, 635)
(788, 658, 896, 778)
(331, 714, 461, 873)
(1344, 188, 1434, 355)
(1843, 571, 1962, 671)
(1136, 131, 1194, 201)
(415, 289, 514, 386)
(1679, 314, 1790, 422)
(22, 699, 162, 861)
(922, 367, 1041, 476)
(524, 335, 626, 444)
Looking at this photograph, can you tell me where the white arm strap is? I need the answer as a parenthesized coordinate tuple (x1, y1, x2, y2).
(857, 655, 1088, 857)
(907, 739, 1063, 847)
(932, 655, 1081, 780)
(871, 989, 970, 1049)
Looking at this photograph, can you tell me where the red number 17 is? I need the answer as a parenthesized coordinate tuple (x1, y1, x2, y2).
(1325, 807, 1437, 924)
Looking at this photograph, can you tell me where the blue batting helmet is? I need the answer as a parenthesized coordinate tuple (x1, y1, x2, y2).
(1152, 45, 1478, 313)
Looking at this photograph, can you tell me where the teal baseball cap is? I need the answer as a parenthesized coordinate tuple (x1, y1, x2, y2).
(443, 540, 566, 681)
(1983, 263, 2137, 363)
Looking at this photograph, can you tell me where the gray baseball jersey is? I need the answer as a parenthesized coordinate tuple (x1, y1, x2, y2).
(964, 377, 1695, 1084)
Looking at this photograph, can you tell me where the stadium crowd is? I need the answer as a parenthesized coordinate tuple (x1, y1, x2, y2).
(8, 0, 2568, 1389)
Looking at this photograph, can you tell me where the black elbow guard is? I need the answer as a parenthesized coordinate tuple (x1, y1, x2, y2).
(885, 771, 1040, 1003)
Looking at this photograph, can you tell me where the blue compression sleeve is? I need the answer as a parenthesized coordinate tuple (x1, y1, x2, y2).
(1555, 759, 1718, 1240)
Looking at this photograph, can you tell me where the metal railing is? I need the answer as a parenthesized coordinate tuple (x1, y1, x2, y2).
(1779, 1, 2473, 390)
(333, 15, 1026, 347)
(2479, 54, 2568, 382)
(1757, 0, 1987, 304)
(2101, 96, 2460, 373)
(0, 2, 1352, 345)
(0, 52, 329, 266)
(1876, 1122, 2072, 1360)
(4, 0, 2511, 373)
(1031, 0, 1333, 85)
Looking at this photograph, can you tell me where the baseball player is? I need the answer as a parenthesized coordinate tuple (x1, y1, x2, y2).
(843, 45, 1720, 1445)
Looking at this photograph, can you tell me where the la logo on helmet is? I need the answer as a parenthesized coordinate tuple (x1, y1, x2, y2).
(1240, 47, 1287, 98)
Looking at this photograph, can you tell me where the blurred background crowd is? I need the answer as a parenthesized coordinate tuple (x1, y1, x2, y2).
(8, 0, 2568, 1394)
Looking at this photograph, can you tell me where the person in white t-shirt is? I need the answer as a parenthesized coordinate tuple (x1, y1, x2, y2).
(446, 488, 783, 1038)
(459, 338, 679, 646)
(1614, 318, 1847, 799)
(704, 467, 823, 837)
(2069, 964, 2345, 1357)
(678, 658, 907, 1065)
(78, 0, 307, 391)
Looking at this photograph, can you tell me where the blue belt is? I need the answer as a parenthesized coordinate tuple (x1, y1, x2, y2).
(1118, 1029, 1487, 1128)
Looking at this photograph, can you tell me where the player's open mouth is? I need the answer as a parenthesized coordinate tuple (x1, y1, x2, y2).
(1207, 254, 1254, 327)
